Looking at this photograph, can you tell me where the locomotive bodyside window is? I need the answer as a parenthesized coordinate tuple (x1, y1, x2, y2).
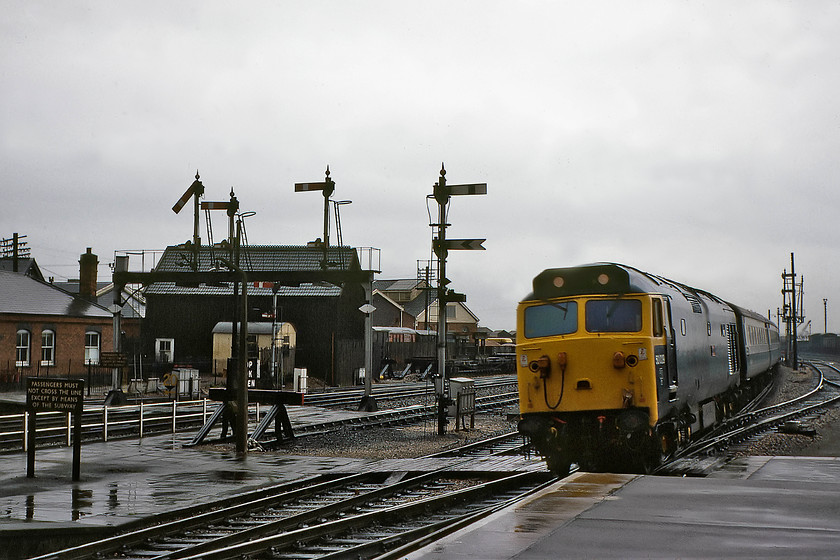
(524, 301, 578, 338)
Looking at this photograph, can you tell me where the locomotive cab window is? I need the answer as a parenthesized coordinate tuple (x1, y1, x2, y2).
(652, 299, 664, 337)
(524, 301, 578, 338)
(585, 299, 642, 333)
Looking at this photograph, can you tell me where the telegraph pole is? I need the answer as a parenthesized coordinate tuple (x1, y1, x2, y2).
(430, 164, 486, 435)
(824, 298, 828, 333)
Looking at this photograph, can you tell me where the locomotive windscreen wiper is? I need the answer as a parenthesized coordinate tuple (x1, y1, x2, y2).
(551, 302, 571, 319)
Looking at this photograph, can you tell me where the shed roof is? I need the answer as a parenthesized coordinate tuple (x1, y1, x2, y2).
(154, 244, 361, 274)
(145, 282, 340, 297)
(0, 271, 111, 318)
(373, 278, 430, 291)
(212, 321, 294, 335)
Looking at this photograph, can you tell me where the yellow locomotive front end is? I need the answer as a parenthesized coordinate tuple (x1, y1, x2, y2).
(516, 265, 665, 475)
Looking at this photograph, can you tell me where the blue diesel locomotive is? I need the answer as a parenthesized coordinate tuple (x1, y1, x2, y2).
(516, 263, 780, 475)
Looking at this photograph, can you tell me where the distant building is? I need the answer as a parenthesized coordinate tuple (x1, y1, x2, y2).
(373, 278, 479, 336)
(141, 244, 369, 386)
(372, 278, 481, 360)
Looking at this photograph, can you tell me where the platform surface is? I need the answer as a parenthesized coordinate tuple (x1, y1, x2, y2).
(407, 456, 840, 559)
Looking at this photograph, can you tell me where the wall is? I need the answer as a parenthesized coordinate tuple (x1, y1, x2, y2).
(0, 313, 114, 377)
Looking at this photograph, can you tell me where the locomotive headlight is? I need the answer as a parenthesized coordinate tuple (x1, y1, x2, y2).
(553, 276, 565, 288)
(598, 273, 609, 285)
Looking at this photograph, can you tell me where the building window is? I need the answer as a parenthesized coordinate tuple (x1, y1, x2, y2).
(16, 329, 31, 367)
(156, 338, 174, 363)
(41, 329, 55, 366)
(85, 331, 100, 365)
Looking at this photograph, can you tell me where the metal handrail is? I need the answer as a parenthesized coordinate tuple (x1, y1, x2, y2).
(0, 399, 221, 452)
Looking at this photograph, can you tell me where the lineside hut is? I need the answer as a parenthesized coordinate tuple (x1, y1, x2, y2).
(141, 244, 366, 387)
(212, 321, 296, 386)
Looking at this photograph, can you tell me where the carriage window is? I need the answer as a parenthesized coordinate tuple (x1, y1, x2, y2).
(524, 302, 578, 338)
(586, 299, 642, 333)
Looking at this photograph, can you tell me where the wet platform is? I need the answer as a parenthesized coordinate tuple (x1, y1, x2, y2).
(407, 456, 840, 559)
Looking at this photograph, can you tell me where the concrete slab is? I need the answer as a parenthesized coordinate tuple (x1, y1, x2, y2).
(408, 457, 840, 559)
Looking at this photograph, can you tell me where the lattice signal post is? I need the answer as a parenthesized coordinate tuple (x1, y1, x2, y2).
(430, 164, 486, 435)
(781, 252, 804, 368)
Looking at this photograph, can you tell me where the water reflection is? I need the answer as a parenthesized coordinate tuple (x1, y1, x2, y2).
(108, 483, 120, 511)
(71, 487, 92, 520)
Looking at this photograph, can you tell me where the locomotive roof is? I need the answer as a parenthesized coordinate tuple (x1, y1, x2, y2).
(525, 262, 725, 305)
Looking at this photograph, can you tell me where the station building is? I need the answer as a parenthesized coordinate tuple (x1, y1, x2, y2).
(0, 255, 116, 385)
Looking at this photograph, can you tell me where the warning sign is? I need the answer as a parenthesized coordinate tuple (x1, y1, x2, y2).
(26, 378, 84, 412)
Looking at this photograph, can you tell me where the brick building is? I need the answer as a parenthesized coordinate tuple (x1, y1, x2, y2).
(0, 268, 114, 380)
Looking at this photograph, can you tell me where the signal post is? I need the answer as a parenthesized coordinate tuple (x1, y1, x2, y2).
(430, 164, 486, 435)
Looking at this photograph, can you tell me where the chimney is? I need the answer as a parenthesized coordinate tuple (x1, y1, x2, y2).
(79, 248, 98, 300)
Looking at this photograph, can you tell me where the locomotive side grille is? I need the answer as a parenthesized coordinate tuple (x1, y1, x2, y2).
(683, 293, 703, 313)
(725, 323, 738, 374)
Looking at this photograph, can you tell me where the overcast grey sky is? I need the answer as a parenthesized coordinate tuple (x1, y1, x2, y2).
(2, 2, 839, 332)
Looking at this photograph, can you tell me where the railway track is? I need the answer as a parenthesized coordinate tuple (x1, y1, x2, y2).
(302, 375, 516, 408)
(254, 391, 518, 450)
(659, 362, 840, 474)
(0, 376, 518, 452)
(32, 435, 551, 560)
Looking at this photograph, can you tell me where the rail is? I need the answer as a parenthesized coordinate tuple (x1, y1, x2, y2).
(0, 399, 224, 452)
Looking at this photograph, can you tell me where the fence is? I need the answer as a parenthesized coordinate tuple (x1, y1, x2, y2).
(0, 362, 116, 395)
(0, 399, 243, 452)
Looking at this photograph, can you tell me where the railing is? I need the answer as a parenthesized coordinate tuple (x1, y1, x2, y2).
(0, 399, 228, 452)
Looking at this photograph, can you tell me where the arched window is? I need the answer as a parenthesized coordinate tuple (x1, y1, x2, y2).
(16, 329, 31, 367)
(85, 331, 100, 365)
(41, 329, 56, 366)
